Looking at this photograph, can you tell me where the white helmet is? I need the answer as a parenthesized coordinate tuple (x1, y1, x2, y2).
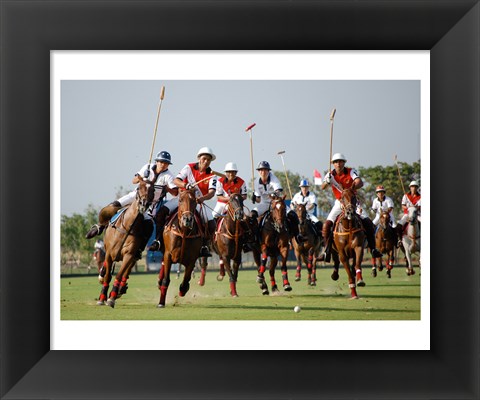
(409, 180, 419, 187)
(196, 146, 216, 161)
(331, 152, 347, 162)
(224, 162, 238, 172)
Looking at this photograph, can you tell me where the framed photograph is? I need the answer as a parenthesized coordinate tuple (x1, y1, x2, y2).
(1, 1, 478, 399)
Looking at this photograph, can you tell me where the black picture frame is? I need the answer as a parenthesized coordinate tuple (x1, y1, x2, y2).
(1, 1, 479, 399)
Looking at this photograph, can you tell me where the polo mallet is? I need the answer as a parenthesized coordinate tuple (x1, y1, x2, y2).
(145, 86, 166, 178)
(192, 171, 226, 187)
(327, 108, 336, 176)
(277, 150, 293, 199)
(245, 123, 256, 192)
(394, 154, 406, 194)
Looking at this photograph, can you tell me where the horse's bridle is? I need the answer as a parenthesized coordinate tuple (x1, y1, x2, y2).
(226, 194, 244, 221)
(340, 190, 357, 221)
(269, 199, 287, 233)
(178, 192, 196, 231)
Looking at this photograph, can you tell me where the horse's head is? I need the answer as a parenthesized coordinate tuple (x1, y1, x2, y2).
(407, 206, 418, 223)
(269, 194, 287, 232)
(136, 181, 154, 214)
(379, 211, 391, 229)
(178, 188, 197, 230)
(226, 193, 244, 221)
(294, 203, 308, 225)
(340, 188, 357, 220)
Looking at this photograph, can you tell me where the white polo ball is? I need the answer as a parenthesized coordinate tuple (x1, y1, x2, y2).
(294, 306, 301, 313)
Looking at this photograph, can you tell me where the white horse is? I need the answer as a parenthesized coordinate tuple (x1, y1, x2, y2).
(401, 206, 421, 275)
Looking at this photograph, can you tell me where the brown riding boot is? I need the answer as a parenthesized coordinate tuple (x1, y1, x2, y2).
(85, 201, 122, 239)
(200, 219, 215, 257)
(148, 206, 170, 251)
(361, 218, 382, 258)
(319, 220, 333, 262)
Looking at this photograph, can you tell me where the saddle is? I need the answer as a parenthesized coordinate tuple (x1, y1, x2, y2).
(165, 208, 206, 235)
(109, 207, 128, 225)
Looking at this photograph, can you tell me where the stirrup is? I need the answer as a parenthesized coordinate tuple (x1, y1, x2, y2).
(200, 246, 212, 257)
(148, 240, 161, 252)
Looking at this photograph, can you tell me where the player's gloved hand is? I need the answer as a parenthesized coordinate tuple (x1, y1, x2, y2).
(323, 172, 331, 184)
(251, 194, 257, 203)
(185, 183, 194, 190)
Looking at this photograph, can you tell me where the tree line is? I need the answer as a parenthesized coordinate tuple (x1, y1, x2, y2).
(61, 160, 420, 266)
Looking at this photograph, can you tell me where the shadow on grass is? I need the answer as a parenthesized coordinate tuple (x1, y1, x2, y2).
(204, 304, 417, 314)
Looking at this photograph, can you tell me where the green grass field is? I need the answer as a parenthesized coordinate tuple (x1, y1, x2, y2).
(60, 262, 421, 321)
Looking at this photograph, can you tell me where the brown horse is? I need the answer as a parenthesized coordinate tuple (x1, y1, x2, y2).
(292, 203, 323, 286)
(372, 211, 396, 278)
(157, 188, 203, 308)
(253, 194, 293, 295)
(212, 193, 247, 297)
(332, 188, 366, 299)
(98, 181, 154, 307)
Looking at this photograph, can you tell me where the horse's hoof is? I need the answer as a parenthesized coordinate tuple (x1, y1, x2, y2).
(262, 289, 269, 296)
(350, 295, 359, 300)
(295, 276, 301, 282)
(157, 303, 165, 308)
(310, 281, 316, 287)
(231, 292, 239, 298)
(283, 284, 292, 292)
(357, 280, 366, 287)
(197, 280, 205, 286)
(331, 270, 339, 281)
(96, 300, 105, 306)
(217, 275, 224, 281)
(371, 269, 377, 277)
(106, 299, 115, 308)
(271, 285, 279, 293)
(387, 270, 391, 278)
(378, 266, 384, 272)
(410, 269, 415, 275)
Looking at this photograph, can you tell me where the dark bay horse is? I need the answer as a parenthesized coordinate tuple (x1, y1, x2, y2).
(333, 188, 366, 299)
(212, 193, 246, 297)
(157, 188, 203, 307)
(98, 181, 154, 307)
(372, 211, 396, 278)
(292, 203, 323, 286)
(253, 194, 292, 295)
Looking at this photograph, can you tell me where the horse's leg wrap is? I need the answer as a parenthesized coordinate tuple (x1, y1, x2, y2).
(119, 277, 128, 296)
(99, 282, 109, 302)
(109, 279, 121, 300)
(159, 285, 168, 305)
(229, 282, 238, 297)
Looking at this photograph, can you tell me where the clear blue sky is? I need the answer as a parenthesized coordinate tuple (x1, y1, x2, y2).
(61, 79, 420, 215)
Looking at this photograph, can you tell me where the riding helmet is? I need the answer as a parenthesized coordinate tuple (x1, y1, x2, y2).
(299, 179, 310, 187)
(155, 151, 172, 164)
(409, 180, 419, 187)
(375, 185, 386, 192)
(331, 153, 347, 162)
(224, 162, 238, 172)
(256, 161, 271, 170)
(196, 146, 216, 161)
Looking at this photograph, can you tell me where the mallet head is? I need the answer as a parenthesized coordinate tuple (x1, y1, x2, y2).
(245, 123, 256, 132)
(330, 108, 336, 120)
(277, 150, 286, 155)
